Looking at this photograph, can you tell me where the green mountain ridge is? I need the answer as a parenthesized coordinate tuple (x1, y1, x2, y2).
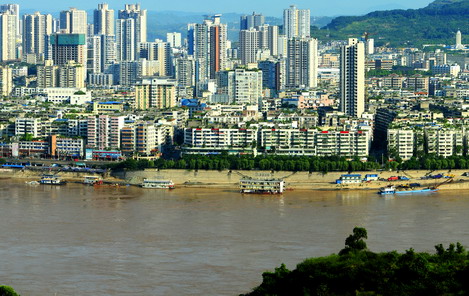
(318, 0, 469, 47)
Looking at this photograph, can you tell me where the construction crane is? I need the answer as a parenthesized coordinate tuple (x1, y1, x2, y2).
(362, 31, 376, 42)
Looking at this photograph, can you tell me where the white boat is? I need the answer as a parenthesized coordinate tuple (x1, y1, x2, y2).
(83, 176, 102, 185)
(379, 186, 396, 195)
(141, 179, 175, 189)
(239, 178, 284, 194)
(25, 180, 40, 185)
(40, 174, 65, 185)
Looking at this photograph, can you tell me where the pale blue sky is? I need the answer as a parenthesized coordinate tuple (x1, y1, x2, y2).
(19, 0, 434, 16)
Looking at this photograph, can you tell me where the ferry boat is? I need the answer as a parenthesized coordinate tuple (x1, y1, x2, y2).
(378, 185, 439, 195)
(83, 176, 103, 185)
(141, 179, 175, 189)
(25, 180, 39, 185)
(239, 178, 284, 194)
(40, 174, 65, 185)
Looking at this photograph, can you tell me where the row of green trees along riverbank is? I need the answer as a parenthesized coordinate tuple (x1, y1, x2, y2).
(242, 227, 469, 296)
(108, 154, 469, 172)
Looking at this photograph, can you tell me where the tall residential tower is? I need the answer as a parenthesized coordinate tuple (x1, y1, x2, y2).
(283, 5, 310, 39)
(340, 38, 365, 118)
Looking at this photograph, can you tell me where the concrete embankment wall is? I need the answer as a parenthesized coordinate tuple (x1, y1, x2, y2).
(0, 168, 106, 182)
(113, 169, 469, 191)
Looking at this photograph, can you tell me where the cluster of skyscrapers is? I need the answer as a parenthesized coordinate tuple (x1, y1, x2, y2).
(0, 3, 366, 116)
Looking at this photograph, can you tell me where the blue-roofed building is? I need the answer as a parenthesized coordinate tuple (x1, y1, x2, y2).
(181, 98, 207, 117)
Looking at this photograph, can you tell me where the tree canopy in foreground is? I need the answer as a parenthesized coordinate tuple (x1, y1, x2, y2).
(0, 286, 19, 296)
(242, 227, 469, 296)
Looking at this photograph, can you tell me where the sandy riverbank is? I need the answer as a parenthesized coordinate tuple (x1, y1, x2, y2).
(113, 169, 469, 191)
(3, 167, 469, 191)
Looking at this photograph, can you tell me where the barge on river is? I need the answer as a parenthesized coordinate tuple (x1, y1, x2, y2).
(379, 185, 438, 195)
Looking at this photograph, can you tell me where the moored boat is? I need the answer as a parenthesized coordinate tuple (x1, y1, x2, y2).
(141, 179, 175, 189)
(25, 180, 40, 185)
(379, 185, 438, 195)
(40, 174, 66, 185)
(83, 176, 103, 185)
(239, 178, 284, 194)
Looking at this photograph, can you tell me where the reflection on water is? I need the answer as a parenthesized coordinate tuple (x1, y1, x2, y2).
(1, 181, 469, 295)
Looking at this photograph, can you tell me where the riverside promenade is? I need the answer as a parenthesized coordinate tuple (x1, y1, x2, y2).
(3, 167, 469, 191)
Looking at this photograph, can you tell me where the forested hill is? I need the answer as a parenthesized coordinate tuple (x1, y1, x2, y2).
(316, 0, 469, 47)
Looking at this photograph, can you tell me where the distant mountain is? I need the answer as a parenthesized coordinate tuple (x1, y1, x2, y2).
(317, 0, 469, 47)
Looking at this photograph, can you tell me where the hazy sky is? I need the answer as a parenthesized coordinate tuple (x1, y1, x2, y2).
(19, 0, 434, 16)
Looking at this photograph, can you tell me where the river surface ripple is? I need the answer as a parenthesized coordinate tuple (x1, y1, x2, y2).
(1, 180, 468, 295)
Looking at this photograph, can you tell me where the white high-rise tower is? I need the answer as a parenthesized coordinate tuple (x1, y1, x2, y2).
(456, 30, 465, 50)
(340, 38, 365, 118)
(94, 3, 114, 36)
(23, 12, 53, 59)
(0, 10, 18, 61)
(283, 5, 310, 39)
(60, 8, 87, 35)
(117, 4, 147, 61)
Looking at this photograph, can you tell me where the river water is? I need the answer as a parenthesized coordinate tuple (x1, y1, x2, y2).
(1, 180, 469, 295)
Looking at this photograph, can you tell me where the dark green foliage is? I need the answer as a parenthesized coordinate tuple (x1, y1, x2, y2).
(242, 228, 469, 296)
(108, 153, 469, 172)
(0, 286, 19, 296)
(109, 155, 381, 172)
(367, 67, 432, 78)
(339, 227, 368, 255)
(317, 0, 469, 47)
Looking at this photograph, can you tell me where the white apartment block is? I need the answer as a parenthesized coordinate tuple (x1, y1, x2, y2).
(0, 65, 12, 96)
(87, 115, 125, 150)
(15, 118, 42, 138)
(316, 131, 370, 157)
(425, 128, 464, 157)
(283, 5, 310, 39)
(184, 128, 257, 149)
(216, 69, 263, 105)
(387, 129, 415, 160)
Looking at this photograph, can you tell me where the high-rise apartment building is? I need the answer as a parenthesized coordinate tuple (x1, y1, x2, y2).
(216, 68, 263, 105)
(138, 41, 172, 76)
(0, 4, 19, 37)
(187, 15, 227, 81)
(50, 33, 87, 66)
(175, 56, 195, 88)
(60, 8, 87, 35)
(23, 12, 53, 60)
(268, 26, 279, 56)
(239, 29, 260, 65)
(208, 15, 227, 79)
(240, 12, 265, 30)
(0, 10, 18, 61)
(117, 4, 147, 61)
(87, 115, 125, 150)
(283, 5, 310, 39)
(100, 34, 116, 71)
(286, 37, 318, 89)
(166, 32, 182, 48)
(0, 65, 12, 96)
(135, 78, 177, 110)
(87, 35, 102, 73)
(94, 3, 114, 36)
(116, 18, 135, 61)
(340, 38, 365, 118)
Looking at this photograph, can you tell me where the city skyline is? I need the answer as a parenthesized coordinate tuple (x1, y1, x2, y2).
(17, 0, 434, 16)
